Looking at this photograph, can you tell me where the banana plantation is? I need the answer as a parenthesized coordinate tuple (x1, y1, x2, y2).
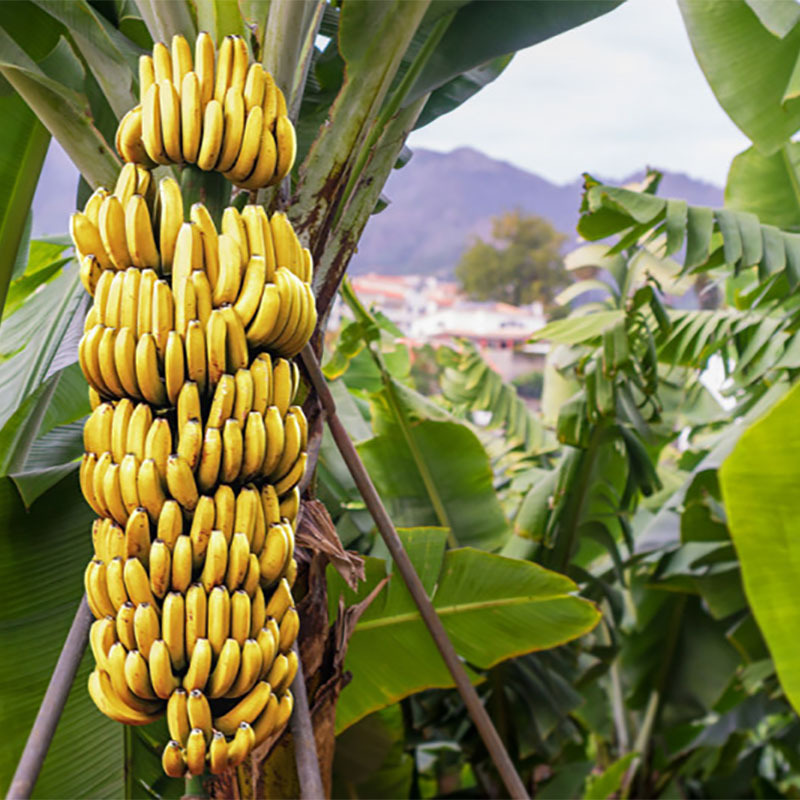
(2, 0, 800, 798)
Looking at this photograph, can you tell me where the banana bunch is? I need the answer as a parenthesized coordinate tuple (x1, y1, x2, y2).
(115, 33, 295, 190)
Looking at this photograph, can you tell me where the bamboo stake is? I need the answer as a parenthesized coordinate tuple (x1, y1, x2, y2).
(300, 344, 530, 800)
(289, 643, 325, 799)
(7, 596, 93, 800)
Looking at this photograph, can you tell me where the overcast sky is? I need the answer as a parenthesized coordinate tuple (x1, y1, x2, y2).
(33, 0, 751, 236)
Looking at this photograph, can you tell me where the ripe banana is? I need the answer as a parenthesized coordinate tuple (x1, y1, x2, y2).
(233, 368, 254, 426)
(208, 730, 228, 774)
(133, 601, 160, 659)
(207, 373, 236, 428)
(171, 534, 194, 593)
(116, 601, 137, 651)
(207, 637, 240, 698)
(162, 591, 186, 670)
(201, 529, 228, 594)
(149, 538, 172, 599)
(214, 680, 270, 736)
(225, 641, 263, 701)
(230, 587, 251, 645)
(158, 177, 184, 273)
(217, 87, 245, 173)
(196, 99, 224, 171)
(167, 453, 199, 511)
(187, 689, 212, 740)
(167, 687, 190, 745)
(214, 485, 236, 543)
(189, 494, 215, 568)
(195, 31, 215, 106)
(182, 637, 212, 691)
(149, 639, 180, 699)
(162, 740, 185, 778)
(185, 582, 207, 659)
(221, 417, 243, 484)
(197, 426, 222, 493)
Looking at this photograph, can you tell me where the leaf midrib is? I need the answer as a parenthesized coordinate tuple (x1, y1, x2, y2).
(356, 592, 574, 632)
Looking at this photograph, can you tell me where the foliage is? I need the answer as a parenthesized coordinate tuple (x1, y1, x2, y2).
(455, 210, 569, 308)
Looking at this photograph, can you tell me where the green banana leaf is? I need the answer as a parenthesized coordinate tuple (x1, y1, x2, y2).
(719, 381, 800, 715)
(0, 474, 122, 798)
(0, 90, 49, 316)
(328, 527, 601, 731)
(725, 143, 800, 231)
(358, 419, 512, 550)
(678, 0, 800, 154)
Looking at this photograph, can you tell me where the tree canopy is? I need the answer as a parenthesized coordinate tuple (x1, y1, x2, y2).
(455, 210, 568, 308)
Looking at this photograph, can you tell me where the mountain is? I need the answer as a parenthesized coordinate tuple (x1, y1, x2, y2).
(350, 147, 723, 276)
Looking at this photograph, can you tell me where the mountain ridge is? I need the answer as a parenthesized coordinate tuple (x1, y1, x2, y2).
(350, 147, 723, 276)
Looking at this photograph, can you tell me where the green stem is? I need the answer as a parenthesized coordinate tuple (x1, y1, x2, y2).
(332, 11, 454, 227)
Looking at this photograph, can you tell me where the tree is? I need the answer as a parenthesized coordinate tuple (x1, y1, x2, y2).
(455, 210, 568, 308)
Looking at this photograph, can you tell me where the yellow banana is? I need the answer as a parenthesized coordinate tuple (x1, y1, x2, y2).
(266, 654, 289, 696)
(89, 603, 116, 667)
(91, 450, 113, 518)
(208, 583, 231, 658)
(152, 41, 172, 84)
(216, 87, 245, 173)
(158, 78, 182, 163)
(233, 485, 258, 543)
(227, 534, 250, 595)
(190, 202, 219, 288)
(221, 418, 243, 484)
(262, 70, 277, 130)
(215, 680, 270, 736)
(276, 85, 288, 116)
(85, 402, 114, 455)
(196, 99, 224, 171)
(261, 481, 281, 528)
(262, 407, 285, 477)
(251, 354, 272, 414)
(270, 213, 295, 271)
(265, 578, 293, 624)
(178, 417, 203, 471)
(212, 233, 242, 306)
(135, 333, 168, 406)
(187, 689, 212, 740)
(195, 31, 215, 105)
(124, 648, 157, 699)
(224, 641, 264, 700)
(142, 82, 168, 165)
(230, 587, 251, 645)
(137, 457, 166, 521)
(162, 590, 186, 670)
(271, 411, 301, 480)
(208, 730, 228, 774)
(171, 534, 193, 593)
(98, 328, 126, 399)
(222, 303, 249, 372)
(185, 582, 207, 659)
(177, 380, 202, 432)
(120, 267, 141, 331)
(184, 320, 208, 396)
(79, 253, 102, 295)
(213, 36, 233, 103)
(116, 105, 154, 167)
(189, 494, 215, 569)
(149, 539, 172, 599)
(278, 607, 299, 654)
(197, 426, 222, 493)
(191, 270, 213, 328)
(113, 163, 137, 207)
(225, 105, 263, 184)
(88, 386, 102, 411)
(251, 495, 267, 555)
(252, 692, 279, 746)
(88, 669, 161, 725)
(70, 211, 113, 270)
(259, 524, 290, 585)
(250, 585, 266, 638)
(171, 34, 192, 91)
(157, 499, 183, 550)
(103, 463, 129, 526)
(93, 270, 114, 324)
(158, 177, 184, 273)
(275, 452, 307, 496)
(124, 556, 156, 606)
(237, 124, 277, 191)
(124, 507, 150, 564)
(172, 222, 202, 316)
(136, 268, 157, 336)
(222, 206, 249, 270)
(105, 556, 129, 611)
(133, 601, 160, 659)
(272, 358, 293, 417)
(152, 277, 175, 358)
(114, 326, 141, 399)
(271, 270, 303, 353)
(106, 522, 127, 563)
(104, 272, 125, 326)
(233, 368, 254, 426)
(164, 330, 186, 406)
(116, 601, 137, 651)
(278, 486, 300, 527)
(161, 740, 185, 778)
(233, 255, 266, 327)
(86, 560, 115, 618)
(81, 455, 103, 516)
(167, 453, 199, 512)
(185, 728, 207, 776)
(273, 115, 297, 184)
(183, 637, 212, 691)
(275, 687, 294, 726)
(207, 638, 241, 699)
(244, 63, 265, 112)
(245, 283, 281, 347)
(256, 624, 277, 681)
(144, 417, 172, 486)
(207, 372, 235, 428)
(206, 308, 227, 387)
(201, 528, 228, 594)
(230, 35, 248, 93)
(167, 687, 190, 745)
(139, 54, 155, 103)
(150, 639, 180, 699)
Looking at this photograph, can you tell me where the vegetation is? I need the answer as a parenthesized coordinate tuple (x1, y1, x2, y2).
(455, 210, 568, 309)
(3, 1, 800, 799)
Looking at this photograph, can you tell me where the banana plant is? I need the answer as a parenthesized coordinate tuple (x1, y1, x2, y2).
(0, 0, 630, 796)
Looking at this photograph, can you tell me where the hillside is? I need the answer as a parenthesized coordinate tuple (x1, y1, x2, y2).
(350, 147, 723, 276)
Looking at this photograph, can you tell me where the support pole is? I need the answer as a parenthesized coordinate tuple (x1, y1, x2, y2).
(289, 643, 325, 799)
(7, 596, 93, 800)
(300, 344, 530, 800)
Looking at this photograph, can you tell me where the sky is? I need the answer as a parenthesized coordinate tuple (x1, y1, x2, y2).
(32, 0, 751, 236)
